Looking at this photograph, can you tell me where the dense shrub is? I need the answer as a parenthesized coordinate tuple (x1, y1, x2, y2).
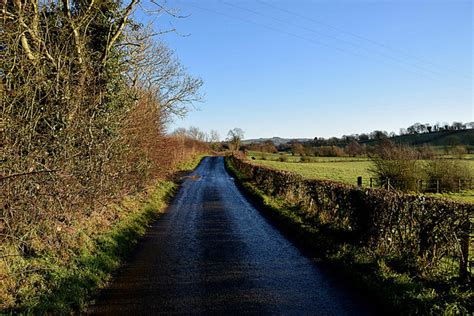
(278, 154, 288, 162)
(1, 93, 207, 310)
(424, 159, 471, 193)
(300, 155, 312, 163)
(345, 140, 364, 157)
(452, 145, 468, 157)
(247, 141, 278, 153)
(314, 146, 345, 157)
(417, 145, 435, 159)
(290, 143, 306, 156)
(1, 1, 206, 311)
(369, 141, 420, 192)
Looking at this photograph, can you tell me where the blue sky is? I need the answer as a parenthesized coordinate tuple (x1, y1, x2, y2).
(136, 0, 472, 140)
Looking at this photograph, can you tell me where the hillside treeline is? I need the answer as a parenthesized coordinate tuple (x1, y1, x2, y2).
(1, 0, 205, 310)
(312, 121, 474, 147)
(245, 126, 474, 157)
(246, 140, 471, 158)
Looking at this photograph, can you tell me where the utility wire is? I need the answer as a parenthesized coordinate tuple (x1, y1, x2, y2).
(183, 2, 464, 84)
(223, 1, 449, 79)
(257, 0, 472, 80)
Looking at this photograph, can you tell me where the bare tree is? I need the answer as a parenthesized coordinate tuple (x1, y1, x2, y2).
(345, 140, 363, 157)
(291, 143, 305, 156)
(187, 126, 207, 142)
(227, 128, 244, 151)
(123, 26, 203, 119)
(209, 130, 220, 143)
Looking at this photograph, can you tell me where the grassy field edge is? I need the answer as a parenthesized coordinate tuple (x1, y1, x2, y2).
(5, 155, 206, 314)
(224, 156, 473, 315)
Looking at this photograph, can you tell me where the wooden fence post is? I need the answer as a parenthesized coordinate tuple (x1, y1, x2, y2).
(370, 178, 373, 188)
(436, 179, 440, 193)
(459, 217, 471, 282)
(357, 176, 362, 187)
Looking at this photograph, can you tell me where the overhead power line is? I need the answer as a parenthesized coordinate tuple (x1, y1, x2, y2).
(222, 1, 451, 79)
(183, 1, 467, 85)
(256, 0, 472, 81)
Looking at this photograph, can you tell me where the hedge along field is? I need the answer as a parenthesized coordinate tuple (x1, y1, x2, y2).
(250, 159, 372, 184)
(249, 153, 474, 203)
(228, 155, 473, 313)
(247, 151, 370, 163)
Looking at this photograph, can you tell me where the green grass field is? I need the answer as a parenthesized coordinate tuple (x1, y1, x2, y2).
(252, 159, 372, 185)
(247, 151, 370, 163)
(248, 152, 474, 203)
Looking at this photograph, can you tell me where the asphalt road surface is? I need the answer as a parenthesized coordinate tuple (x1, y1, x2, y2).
(88, 156, 375, 315)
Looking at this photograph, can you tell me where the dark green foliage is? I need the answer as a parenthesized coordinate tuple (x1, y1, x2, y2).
(366, 129, 474, 147)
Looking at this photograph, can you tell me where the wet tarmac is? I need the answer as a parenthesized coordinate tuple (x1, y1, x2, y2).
(88, 156, 375, 315)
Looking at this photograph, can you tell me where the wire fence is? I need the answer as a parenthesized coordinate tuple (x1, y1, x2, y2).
(355, 176, 473, 277)
(356, 177, 474, 193)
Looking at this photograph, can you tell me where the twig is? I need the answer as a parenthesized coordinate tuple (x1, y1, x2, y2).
(0, 169, 59, 181)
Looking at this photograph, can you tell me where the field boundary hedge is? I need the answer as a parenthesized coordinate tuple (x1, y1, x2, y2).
(228, 155, 473, 281)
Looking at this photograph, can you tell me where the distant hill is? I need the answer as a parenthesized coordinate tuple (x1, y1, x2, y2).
(362, 129, 474, 147)
(242, 129, 474, 148)
(242, 137, 312, 146)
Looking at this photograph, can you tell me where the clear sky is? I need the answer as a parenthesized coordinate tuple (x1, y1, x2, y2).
(136, 0, 472, 140)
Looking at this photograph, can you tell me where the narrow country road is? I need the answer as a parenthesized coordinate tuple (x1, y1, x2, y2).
(88, 156, 374, 315)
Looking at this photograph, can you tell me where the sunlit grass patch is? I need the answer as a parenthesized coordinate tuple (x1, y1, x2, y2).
(248, 152, 474, 203)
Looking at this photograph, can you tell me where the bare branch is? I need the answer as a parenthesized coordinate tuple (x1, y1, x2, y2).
(13, 0, 36, 61)
(149, 0, 190, 19)
(1, 169, 59, 182)
(102, 0, 139, 65)
(62, 0, 83, 65)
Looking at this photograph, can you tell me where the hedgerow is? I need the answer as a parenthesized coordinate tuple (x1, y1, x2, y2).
(228, 155, 473, 313)
(2, 1, 205, 311)
(229, 155, 472, 281)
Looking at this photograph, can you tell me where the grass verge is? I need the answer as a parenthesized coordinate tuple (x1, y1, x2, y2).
(225, 156, 473, 315)
(1, 155, 206, 314)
